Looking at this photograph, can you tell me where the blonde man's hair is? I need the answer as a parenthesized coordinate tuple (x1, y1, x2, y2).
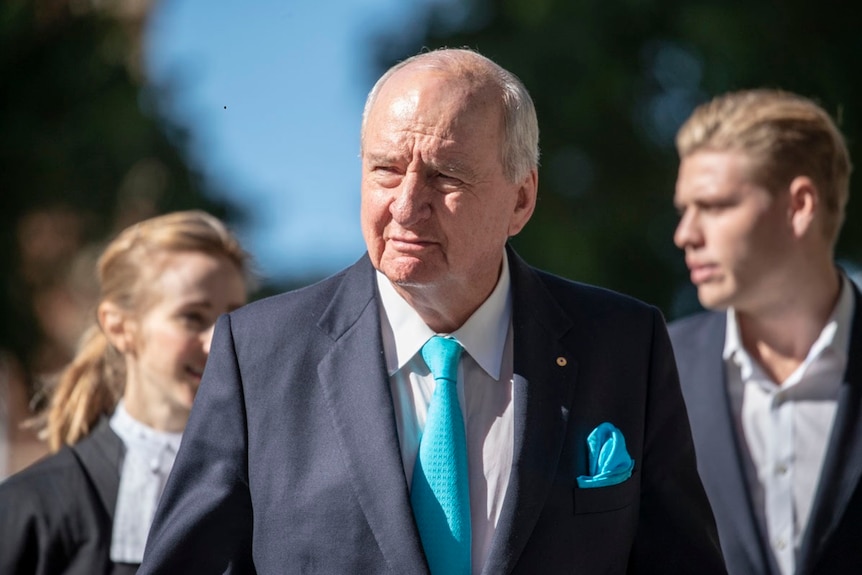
(44, 210, 252, 451)
(676, 89, 852, 244)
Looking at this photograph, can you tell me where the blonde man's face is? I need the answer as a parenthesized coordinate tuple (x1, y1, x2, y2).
(673, 150, 796, 313)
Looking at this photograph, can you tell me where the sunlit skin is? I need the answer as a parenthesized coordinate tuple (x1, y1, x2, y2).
(674, 150, 840, 383)
(99, 251, 247, 432)
(673, 151, 797, 313)
(360, 64, 537, 332)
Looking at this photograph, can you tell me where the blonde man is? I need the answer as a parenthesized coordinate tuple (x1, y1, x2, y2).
(671, 89, 860, 575)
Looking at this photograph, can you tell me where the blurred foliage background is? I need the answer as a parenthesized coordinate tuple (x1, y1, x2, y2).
(370, 0, 862, 319)
(2, 0, 861, 412)
(1, 0, 241, 396)
(370, 0, 862, 321)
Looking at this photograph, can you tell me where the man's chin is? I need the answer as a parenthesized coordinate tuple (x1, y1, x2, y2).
(381, 261, 439, 288)
(696, 286, 732, 311)
(388, 275, 433, 289)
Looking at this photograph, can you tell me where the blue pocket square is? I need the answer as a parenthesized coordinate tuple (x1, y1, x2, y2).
(576, 422, 634, 488)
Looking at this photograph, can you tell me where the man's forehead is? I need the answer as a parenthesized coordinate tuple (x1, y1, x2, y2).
(367, 89, 501, 142)
(680, 151, 755, 181)
(676, 151, 766, 200)
(376, 64, 497, 110)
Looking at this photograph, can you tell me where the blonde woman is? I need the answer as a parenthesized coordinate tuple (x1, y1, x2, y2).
(0, 210, 251, 574)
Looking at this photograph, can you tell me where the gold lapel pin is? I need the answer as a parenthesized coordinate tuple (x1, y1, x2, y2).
(556, 357, 567, 367)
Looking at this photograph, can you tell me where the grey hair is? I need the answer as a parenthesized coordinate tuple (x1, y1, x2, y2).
(360, 48, 540, 183)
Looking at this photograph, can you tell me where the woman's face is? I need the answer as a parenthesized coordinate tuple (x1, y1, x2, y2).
(119, 251, 246, 431)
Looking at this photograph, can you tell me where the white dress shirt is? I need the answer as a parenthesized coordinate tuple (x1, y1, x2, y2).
(109, 401, 183, 564)
(377, 253, 514, 574)
(724, 275, 855, 575)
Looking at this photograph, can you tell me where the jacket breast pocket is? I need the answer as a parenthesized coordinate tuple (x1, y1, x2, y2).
(572, 470, 639, 515)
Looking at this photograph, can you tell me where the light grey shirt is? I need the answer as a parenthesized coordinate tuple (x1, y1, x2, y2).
(109, 401, 182, 564)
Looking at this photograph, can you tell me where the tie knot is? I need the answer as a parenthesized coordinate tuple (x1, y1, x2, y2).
(421, 335, 463, 383)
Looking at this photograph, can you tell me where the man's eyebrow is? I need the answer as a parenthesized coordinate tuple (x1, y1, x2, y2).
(363, 151, 479, 180)
(364, 152, 402, 164)
(429, 156, 477, 179)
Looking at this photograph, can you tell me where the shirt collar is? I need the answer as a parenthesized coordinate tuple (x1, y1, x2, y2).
(723, 272, 856, 377)
(723, 306, 755, 382)
(110, 400, 183, 455)
(819, 273, 856, 364)
(376, 250, 512, 380)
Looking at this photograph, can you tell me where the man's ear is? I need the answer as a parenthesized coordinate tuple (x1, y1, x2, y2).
(507, 168, 538, 237)
(788, 175, 818, 238)
(98, 301, 135, 354)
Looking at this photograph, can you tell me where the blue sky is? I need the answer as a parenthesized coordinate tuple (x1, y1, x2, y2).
(144, 0, 453, 283)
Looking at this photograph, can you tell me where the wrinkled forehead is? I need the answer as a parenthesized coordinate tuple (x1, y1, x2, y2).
(374, 75, 504, 147)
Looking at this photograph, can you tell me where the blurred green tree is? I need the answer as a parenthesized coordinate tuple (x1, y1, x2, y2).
(368, 0, 862, 319)
(0, 0, 239, 395)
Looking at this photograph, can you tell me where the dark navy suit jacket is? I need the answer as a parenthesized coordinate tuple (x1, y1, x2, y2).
(669, 283, 862, 575)
(139, 248, 726, 574)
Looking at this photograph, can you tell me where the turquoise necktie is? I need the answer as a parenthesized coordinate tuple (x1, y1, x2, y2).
(411, 335, 471, 575)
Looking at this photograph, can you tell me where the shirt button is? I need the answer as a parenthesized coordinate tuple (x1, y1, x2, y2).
(775, 463, 788, 475)
(774, 538, 787, 551)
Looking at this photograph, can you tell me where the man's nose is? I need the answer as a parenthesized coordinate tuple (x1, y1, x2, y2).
(673, 209, 702, 250)
(390, 172, 431, 225)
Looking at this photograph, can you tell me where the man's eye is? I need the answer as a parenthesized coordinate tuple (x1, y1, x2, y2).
(435, 173, 463, 187)
(372, 167, 401, 186)
(374, 165, 399, 174)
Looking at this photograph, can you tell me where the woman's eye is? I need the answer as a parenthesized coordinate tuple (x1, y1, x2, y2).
(181, 312, 207, 328)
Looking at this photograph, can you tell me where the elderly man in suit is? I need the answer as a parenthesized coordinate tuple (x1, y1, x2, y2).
(670, 89, 861, 575)
(139, 47, 725, 575)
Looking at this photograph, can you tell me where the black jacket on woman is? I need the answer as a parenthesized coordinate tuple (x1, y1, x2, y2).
(0, 418, 138, 575)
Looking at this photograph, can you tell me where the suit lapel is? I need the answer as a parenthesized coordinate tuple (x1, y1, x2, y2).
(680, 313, 777, 574)
(798, 284, 862, 574)
(70, 417, 124, 521)
(316, 256, 429, 575)
(481, 248, 577, 575)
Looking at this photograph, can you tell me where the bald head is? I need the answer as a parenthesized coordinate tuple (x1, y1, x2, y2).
(361, 48, 540, 183)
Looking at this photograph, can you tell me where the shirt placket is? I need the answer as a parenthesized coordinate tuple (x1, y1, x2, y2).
(766, 391, 795, 575)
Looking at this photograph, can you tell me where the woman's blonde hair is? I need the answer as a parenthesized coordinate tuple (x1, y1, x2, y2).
(44, 210, 251, 451)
